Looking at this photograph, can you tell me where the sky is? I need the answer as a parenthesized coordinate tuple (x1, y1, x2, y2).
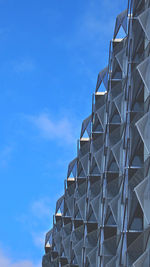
(0, 0, 127, 266)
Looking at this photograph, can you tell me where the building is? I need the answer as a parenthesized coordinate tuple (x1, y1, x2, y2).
(42, 0, 150, 266)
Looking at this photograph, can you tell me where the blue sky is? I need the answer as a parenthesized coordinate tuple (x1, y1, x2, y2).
(0, 0, 127, 266)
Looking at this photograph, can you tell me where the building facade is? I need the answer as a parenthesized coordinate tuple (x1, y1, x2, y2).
(42, 0, 150, 266)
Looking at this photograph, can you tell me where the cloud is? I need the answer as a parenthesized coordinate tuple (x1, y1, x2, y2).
(31, 197, 52, 220)
(0, 27, 9, 40)
(27, 112, 77, 145)
(51, 0, 126, 84)
(32, 231, 46, 249)
(13, 59, 36, 73)
(0, 248, 41, 267)
(62, 1, 117, 48)
(0, 145, 13, 168)
(82, 0, 127, 38)
(17, 196, 60, 250)
(56, 0, 127, 56)
(17, 197, 53, 228)
(28, 195, 63, 249)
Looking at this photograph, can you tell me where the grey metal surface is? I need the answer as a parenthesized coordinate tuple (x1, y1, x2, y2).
(42, 1, 150, 266)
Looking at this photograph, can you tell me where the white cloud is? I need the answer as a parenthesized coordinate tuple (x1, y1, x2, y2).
(31, 197, 52, 220)
(82, 0, 126, 38)
(13, 59, 36, 73)
(17, 197, 53, 228)
(28, 112, 77, 145)
(17, 196, 61, 250)
(0, 248, 41, 267)
(0, 27, 9, 40)
(56, 0, 127, 57)
(32, 231, 46, 249)
(62, 1, 118, 49)
(0, 145, 13, 168)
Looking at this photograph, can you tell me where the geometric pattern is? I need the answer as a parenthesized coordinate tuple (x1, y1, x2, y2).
(42, 1, 150, 266)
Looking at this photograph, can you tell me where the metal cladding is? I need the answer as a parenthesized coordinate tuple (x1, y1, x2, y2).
(42, 1, 150, 266)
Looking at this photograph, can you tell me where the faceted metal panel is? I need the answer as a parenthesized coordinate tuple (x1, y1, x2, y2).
(42, 1, 150, 266)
